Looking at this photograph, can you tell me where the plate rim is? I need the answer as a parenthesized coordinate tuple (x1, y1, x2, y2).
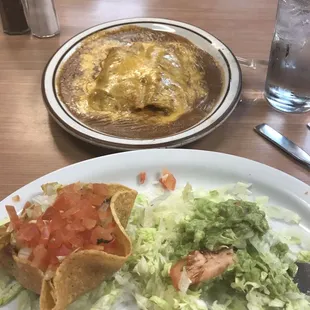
(1, 149, 309, 205)
(42, 18, 242, 150)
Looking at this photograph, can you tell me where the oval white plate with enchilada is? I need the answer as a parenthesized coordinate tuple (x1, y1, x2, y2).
(42, 18, 242, 150)
(0, 149, 309, 309)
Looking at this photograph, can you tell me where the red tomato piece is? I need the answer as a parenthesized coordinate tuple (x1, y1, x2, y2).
(42, 207, 58, 221)
(60, 183, 82, 194)
(82, 191, 105, 207)
(106, 221, 116, 230)
(82, 218, 97, 230)
(5, 205, 20, 229)
(31, 244, 48, 271)
(90, 194, 105, 207)
(49, 209, 65, 231)
(65, 219, 85, 232)
(75, 203, 99, 223)
(17, 223, 41, 247)
(22, 201, 32, 213)
(102, 238, 118, 255)
(54, 244, 72, 257)
(139, 172, 146, 184)
(159, 169, 176, 191)
(48, 230, 63, 249)
(37, 218, 51, 244)
(90, 226, 113, 245)
(170, 258, 186, 291)
(92, 184, 108, 198)
(62, 206, 80, 219)
(81, 229, 92, 243)
(66, 233, 84, 248)
(53, 193, 77, 211)
(49, 254, 60, 266)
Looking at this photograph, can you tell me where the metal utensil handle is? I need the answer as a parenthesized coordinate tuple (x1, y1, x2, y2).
(255, 123, 310, 169)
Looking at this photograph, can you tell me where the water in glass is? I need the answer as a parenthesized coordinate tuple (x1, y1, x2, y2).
(265, 0, 310, 113)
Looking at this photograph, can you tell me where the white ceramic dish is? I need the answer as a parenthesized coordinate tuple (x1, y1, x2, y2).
(1, 149, 309, 309)
(42, 18, 242, 150)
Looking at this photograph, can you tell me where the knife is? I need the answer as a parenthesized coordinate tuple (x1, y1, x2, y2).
(294, 262, 310, 295)
(254, 123, 310, 169)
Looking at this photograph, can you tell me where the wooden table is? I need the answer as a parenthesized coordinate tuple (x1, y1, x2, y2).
(0, 0, 309, 200)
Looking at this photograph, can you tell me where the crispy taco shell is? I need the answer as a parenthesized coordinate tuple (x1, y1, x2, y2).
(0, 183, 137, 310)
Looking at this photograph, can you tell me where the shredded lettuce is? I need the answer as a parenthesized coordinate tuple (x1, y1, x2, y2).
(0, 269, 23, 306)
(2, 182, 309, 310)
(17, 290, 39, 310)
(297, 251, 310, 263)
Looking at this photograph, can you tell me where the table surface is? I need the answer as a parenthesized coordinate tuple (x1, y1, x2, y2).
(0, 0, 309, 200)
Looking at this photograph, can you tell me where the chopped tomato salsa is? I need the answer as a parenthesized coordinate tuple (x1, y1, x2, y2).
(6, 183, 116, 272)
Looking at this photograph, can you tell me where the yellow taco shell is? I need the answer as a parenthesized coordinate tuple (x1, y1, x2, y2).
(0, 183, 137, 310)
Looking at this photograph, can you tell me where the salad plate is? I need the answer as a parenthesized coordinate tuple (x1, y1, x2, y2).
(0, 149, 309, 309)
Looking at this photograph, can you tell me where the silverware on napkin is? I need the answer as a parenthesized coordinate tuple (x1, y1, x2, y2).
(254, 123, 310, 169)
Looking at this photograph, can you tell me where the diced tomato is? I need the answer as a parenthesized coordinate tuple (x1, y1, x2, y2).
(5, 182, 125, 272)
(138, 172, 146, 184)
(86, 205, 99, 221)
(60, 183, 82, 194)
(82, 218, 97, 230)
(86, 193, 105, 207)
(75, 203, 99, 224)
(23, 201, 32, 209)
(49, 254, 60, 266)
(66, 232, 84, 248)
(16, 223, 41, 247)
(49, 209, 65, 231)
(170, 258, 186, 290)
(5, 205, 20, 229)
(47, 230, 63, 249)
(62, 206, 80, 219)
(92, 184, 108, 198)
(81, 229, 92, 242)
(101, 238, 118, 255)
(65, 219, 86, 232)
(36, 218, 51, 245)
(106, 221, 116, 230)
(31, 244, 48, 271)
(159, 169, 176, 191)
(90, 226, 113, 245)
(42, 207, 58, 221)
(53, 193, 78, 211)
(54, 244, 72, 257)
(21, 201, 32, 216)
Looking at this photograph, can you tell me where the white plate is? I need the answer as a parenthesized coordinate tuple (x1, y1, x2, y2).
(42, 18, 242, 150)
(1, 149, 309, 309)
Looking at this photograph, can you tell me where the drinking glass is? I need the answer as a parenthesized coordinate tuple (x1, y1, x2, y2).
(265, 0, 310, 113)
(21, 0, 60, 38)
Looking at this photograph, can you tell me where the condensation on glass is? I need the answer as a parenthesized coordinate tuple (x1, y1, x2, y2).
(265, 0, 310, 113)
(21, 0, 60, 38)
